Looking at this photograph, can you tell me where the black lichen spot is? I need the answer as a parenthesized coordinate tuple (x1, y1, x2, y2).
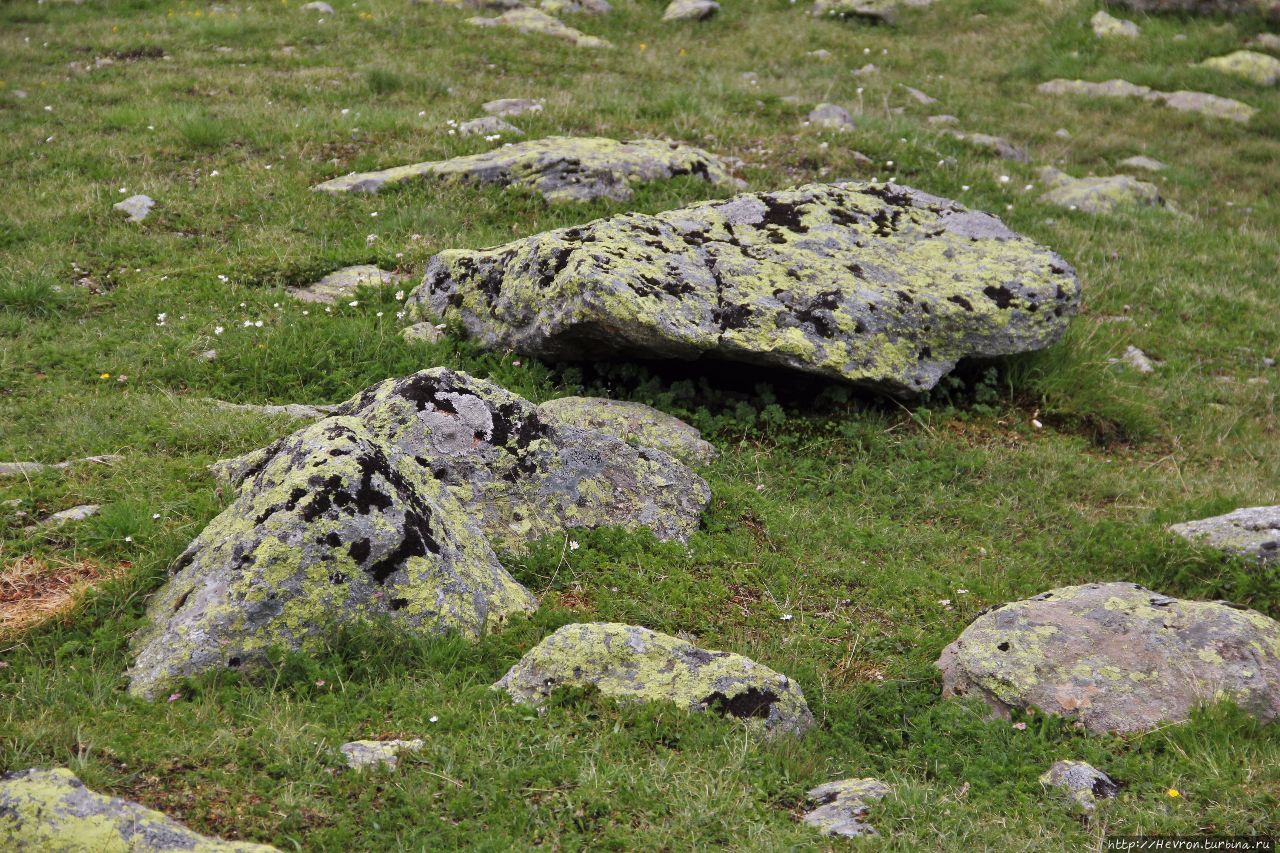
(348, 538, 372, 565)
(389, 597, 410, 611)
(328, 570, 348, 584)
(983, 285, 1014, 309)
(702, 687, 779, 720)
(996, 641, 1010, 651)
(793, 290, 842, 338)
(948, 295, 973, 311)
(1092, 775, 1122, 799)
(759, 196, 809, 233)
(713, 303, 753, 330)
(228, 656, 242, 667)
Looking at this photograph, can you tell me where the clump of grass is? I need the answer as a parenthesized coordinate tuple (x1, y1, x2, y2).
(179, 113, 231, 151)
(366, 68, 403, 95)
(0, 271, 76, 317)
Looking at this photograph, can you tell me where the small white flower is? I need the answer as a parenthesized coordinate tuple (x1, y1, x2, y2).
(1006, 204, 1013, 211)
(210, 170, 219, 177)
(45, 105, 54, 112)
(512, 360, 521, 367)
(780, 613, 793, 621)
(395, 311, 405, 320)
(156, 312, 167, 325)
(239, 302, 246, 307)
(957, 588, 969, 594)
(302, 310, 310, 316)
(569, 540, 580, 551)
(148, 125, 155, 130)
(394, 290, 405, 301)
(370, 211, 378, 217)
(119, 187, 127, 193)
(254, 320, 263, 327)
(429, 715, 439, 723)
(447, 128, 456, 136)
(1023, 184, 1033, 191)
(273, 302, 280, 308)
(243, 319, 253, 327)
(1031, 418, 1044, 429)
(152, 513, 161, 520)
(340, 108, 350, 115)
(961, 184, 971, 191)
(264, 164, 272, 170)
(418, 110, 426, 117)
(325, 307, 333, 314)
(214, 326, 224, 335)
(886, 160, 894, 167)
(863, 47, 871, 54)
(446, 119, 457, 127)
(999, 175, 1010, 184)
(376, 311, 384, 317)
(218, 274, 229, 283)
(938, 599, 952, 606)
(348, 300, 359, 307)
(124, 535, 134, 543)
(366, 234, 377, 245)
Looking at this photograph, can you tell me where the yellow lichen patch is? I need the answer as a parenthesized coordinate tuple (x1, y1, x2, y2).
(0, 556, 130, 639)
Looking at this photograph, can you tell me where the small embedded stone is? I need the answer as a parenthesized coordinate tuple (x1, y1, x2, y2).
(113, 194, 154, 222)
(1040, 760, 1120, 811)
(1198, 50, 1280, 86)
(340, 738, 425, 770)
(459, 115, 523, 137)
(1171, 506, 1280, 565)
(662, 0, 719, 20)
(808, 103, 855, 131)
(290, 265, 405, 305)
(1038, 167, 1162, 215)
(802, 777, 891, 837)
(482, 98, 543, 117)
(1091, 9, 1139, 37)
(401, 321, 444, 344)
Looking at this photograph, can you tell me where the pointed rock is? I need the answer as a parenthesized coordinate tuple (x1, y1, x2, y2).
(494, 623, 815, 736)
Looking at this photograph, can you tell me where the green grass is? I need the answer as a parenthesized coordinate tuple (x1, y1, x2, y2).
(1, 0, 1279, 848)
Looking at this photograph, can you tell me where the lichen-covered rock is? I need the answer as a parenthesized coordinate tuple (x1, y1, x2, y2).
(1198, 50, 1280, 85)
(494, 623, 814, 736)
(291, 265, 405, 304)
(114, 194, 155, 223)
(0, 767, 278, 851)
(212, 400, 337, 420)
(459, 116, 523, 137)
(1091, 10, 1139, 37)
(313, 137, 743, 202)
(1171, 506, 1280, 565)
(482, 98, 543, 117)
(808, 103, 855, 131)
(1248, 33, 1280, 52)
(541, 0, 611, 13)
(537, 396, 717, 466)
(409, 182, 1080, 395)
(663, 0, 719, 21)
(1039, 760, 1120, 811)
(936, 582, 1280, 733)
(401, 321, 444, 344)
(1037, 167, 1163, 215)
(128, 416, 536, 699)
(802, 778, 891, 838)
(301, 0, 334, 12)
(467, 8, 612, 48)
(0, 455, 121, 477)
(26, 504, 99, 534)
(813, 0, 899, 24)
(340, 738, 424, 770)
(1037, 78, 1257, 124)
(1105, 0, 1273, 16)
(948, 130, 1029, 162)
(329, 370, 710, 550)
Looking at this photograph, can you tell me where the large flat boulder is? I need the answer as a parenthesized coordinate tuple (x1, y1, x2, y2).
(313, 137, 743, 202)
(214, 369, 711, 552)
(0, 767, 277, 851)
(1171, 506, 1280, 564)
(494, 623, 815, 737)
(408, 182, 1080, 395)
(937, 582, 1280, 733)
(129, 416, 536, 699)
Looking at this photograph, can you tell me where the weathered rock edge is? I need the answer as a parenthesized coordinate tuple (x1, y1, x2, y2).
(494, 622, 815, 737)
(408, 181, 1080, 394)
(937, 582, 1280, 733)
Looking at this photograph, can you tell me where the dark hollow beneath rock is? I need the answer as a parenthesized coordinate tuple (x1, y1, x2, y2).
(129, 416, 536, 700)
(407, 182, 1080, 395)
(213, 368, 711, 553)
(0, 767, 279, 851)
(936, 582, 1280, 734)
(493, 622, 815, 737)
(312, 136, 744, 202)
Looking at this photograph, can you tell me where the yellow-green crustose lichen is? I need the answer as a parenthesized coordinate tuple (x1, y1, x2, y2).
(536, 396, 718, 466)
(408, 182, 1080, 394)
(1170, 505, 1280, 565)
(1037, 167, 1164, 215)
(128, 416, 536, 700)
(0, 767, 278, 852)
(1198, 50, 1280, 86)
(936, 582, 1280, 734)
(312, 137, 742, 201)
(493, 623, 814, 737)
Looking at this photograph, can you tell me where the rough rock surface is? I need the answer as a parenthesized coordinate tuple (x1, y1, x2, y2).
(808, 103, 855, 131)
(1171, 506, 1280, 565)
(949, 130, 1029, 162)
(1118, 155, 1167, 171)
(459, 115, 523, 137)
(1198, 50, 1280, 85)
(467, 8, 612, 48)
(340, 739, 424, 770)
(1037, 78, 1257, 124)
(1091, 9, 1139, 37)
(313, 137, 743, 202)
(1040, 760, 1120, 811)
(291, 265, 405, 304)
(402, 321, 444, 344)
(802, 778, 891, 838)
(903, 85, 938, 105)
(1038, 167, 1162, 214)
(408, 182, 1080, 395)
(0, 455, 121, 477)
(494, 623, 815, 737)
(537, 396, 717, 466)
(541, 0, 611, 13)
(128, 416, 537, 699)
(212, 400, 337, 420)
(114, 194, 155, 223)
(1120, 344, 1156, 373)
(212, 369, 711, 552)
(482, 98, 543, 117)
(301, 0, 334, 12)
(1105, 0, 1273, 15)
(814, 0, 899, 24)
(0, 767, 278, 851)
(936, 582, 1280, 733)
(663, 0, 720, 21)
(27, 504, 99, 533)
(1248, 33, 1280, 52)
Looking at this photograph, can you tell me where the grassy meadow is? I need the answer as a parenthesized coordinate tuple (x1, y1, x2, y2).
(1, 0, 1278, 848)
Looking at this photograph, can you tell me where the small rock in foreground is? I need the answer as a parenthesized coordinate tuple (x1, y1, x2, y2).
(802, 778, 891, 838)
(808, 103, 855, 131)
(0, 767, 278, 851)
(1091, 9, 1139, 37)
(663, 0, 719, 20)
(1171, 505, 1280, 565)
(1040, 760, 1120, 811)
(482, 98, 543, 117)
(494, 623, 815, 737)
(291, 265, 405, 304)
(459, 115, 523, 137)
(113, 194, 155, 223)
(341, 739, 425, 770)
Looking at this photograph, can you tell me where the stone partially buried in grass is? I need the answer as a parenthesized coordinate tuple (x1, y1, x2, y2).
(1037, 78, 1257, 124)
(537, 396, 718, 466)
(802, 777, 891, 838)
(813, 0, 900, 24)
(291, 264, 405, 305)
(1039, 760, 1120, 812)
(467, 7, 612, 48)
(128, 416, 537, 700)
(313, 136, 743, 202)
(1170, 505, 1280, 565)
(1091, 9, 1139, 37)
(1198, 50, 1280, 85)
(409, 182, 1080, 395)
(494, 623, 815, 737)
(662, 0, 720, 21)
(936, 582, 1280, 733)
(340, 738, 424, 770)
(0, 767, 278, 851)
(1037, 167, 1163, 215)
